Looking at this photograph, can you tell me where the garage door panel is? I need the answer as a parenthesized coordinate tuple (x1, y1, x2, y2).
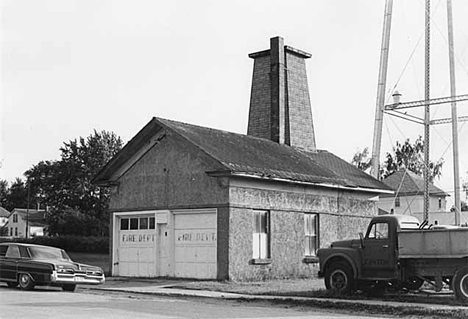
(117, 216, 157, 277)
(173, 211, 217, 279)
(174, 213, 216, 229)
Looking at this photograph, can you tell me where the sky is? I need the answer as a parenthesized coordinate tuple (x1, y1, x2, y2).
(1, 0, 468, 206)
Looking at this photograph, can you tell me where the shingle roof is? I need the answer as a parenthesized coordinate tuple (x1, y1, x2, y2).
(0, 206, 10, 218)
(94, 117, 392, 193)
(381, 169, 449, 197)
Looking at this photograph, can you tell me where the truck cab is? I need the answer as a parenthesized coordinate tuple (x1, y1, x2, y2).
(317, 215, 420, 291)
(318, 214, 468, 304)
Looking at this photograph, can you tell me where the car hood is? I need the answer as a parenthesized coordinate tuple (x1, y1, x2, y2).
(34, 259, 103, 271)
(331, 239, 360, 248)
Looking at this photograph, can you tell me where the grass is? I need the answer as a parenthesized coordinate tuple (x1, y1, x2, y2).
(68, 252, 110, 275)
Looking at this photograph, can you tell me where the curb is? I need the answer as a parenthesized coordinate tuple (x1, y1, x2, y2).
(83, 286, 468, 317)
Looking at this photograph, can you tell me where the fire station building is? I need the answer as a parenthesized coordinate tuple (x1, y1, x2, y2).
(93, 37, 391, 280)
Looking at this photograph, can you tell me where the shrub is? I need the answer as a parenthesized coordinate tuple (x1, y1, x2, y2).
(0, 236, 109, 253)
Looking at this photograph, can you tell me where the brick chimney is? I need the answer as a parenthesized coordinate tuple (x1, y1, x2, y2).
(247, 36, 316, 151)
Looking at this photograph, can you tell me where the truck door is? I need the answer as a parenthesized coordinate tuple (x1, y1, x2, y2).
(361, 221, 396, 278)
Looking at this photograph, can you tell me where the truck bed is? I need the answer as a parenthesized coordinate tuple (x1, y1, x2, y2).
(398, 228, 468, 258)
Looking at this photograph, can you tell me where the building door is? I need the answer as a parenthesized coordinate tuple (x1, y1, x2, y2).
(115, 214, 156, 277)
(158, 224, 170, 276)
(173, 209, 217, 279)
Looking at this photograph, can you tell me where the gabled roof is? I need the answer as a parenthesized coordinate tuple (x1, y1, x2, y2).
(0, 206, 10, 218)
(11, 209, 48, 227)
(93, 117, 392, 194)
(381, 169, 449, 197)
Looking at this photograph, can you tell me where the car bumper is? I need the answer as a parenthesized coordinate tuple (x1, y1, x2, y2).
(51, 271, 105, 285)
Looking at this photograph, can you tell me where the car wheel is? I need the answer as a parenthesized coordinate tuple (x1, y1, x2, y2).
(18, 273, 35, 290)
(453, 267, 468, 304)
(324, 261, 355, 295)
(62, 284, 76, 292)
(7, 282, 18, 288)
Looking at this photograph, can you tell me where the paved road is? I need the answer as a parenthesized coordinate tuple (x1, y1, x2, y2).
(0, 286, 393, 319)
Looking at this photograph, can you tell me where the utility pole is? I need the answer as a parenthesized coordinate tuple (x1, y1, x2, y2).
(26, 179, 30, 238)
(371, 0, 393, 179)
(447, 0, 461, 225)
(423, 0, 431, 222)
(373, 0, 467, 225)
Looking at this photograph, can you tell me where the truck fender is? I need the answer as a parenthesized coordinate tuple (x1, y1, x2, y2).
(321, 251, 360, 279)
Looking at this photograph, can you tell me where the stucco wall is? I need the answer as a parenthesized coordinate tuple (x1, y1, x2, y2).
(108, 131, 229, 211)
(228, 179, 377, 281)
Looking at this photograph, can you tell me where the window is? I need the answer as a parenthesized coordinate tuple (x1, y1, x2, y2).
(13, 214, 18, 223)
(438, 198, 442, 209)
(304, 214, 319, 257)
(19, 246, 30, 258)
(121, 216, 155, 230)
(139, 218, 148, 230)
(5, 245, 20, 258)
(120, 218, 129, 230)
(14, 228, 18, 236)
(395, 196, 400, 208)
(130, 218, 139, 230)
(10, 228, 13, 236)
(253, 210, 270, 259)
(0, 246, 7, 257)
(367, 222, 389, 239)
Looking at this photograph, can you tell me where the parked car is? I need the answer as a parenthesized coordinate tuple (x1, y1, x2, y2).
(0, 243, 105, 291)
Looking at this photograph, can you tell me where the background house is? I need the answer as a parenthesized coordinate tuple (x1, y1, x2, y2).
(378, 169, 462, 225)
(93, 37, 392, 281)
(0, 207, 10, 236)
(7, 208, 48, 238)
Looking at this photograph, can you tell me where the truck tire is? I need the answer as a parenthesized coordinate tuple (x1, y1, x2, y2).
(403, 277, 424, 291)
(324, 261, 355, 294)
(453, 267, 468, 304)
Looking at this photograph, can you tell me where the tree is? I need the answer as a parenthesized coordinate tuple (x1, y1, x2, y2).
(463, 171, 468, 201)
(25, 130, 123, 236)
(381, 136, 444, 182)
(0, 180, 8, 209)
(351, 147, 372, 172)
(4, 178, 35, 211)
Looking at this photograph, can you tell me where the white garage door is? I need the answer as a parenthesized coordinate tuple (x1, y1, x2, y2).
(174, 210, 217, 279)
(117, 215, 156, 277)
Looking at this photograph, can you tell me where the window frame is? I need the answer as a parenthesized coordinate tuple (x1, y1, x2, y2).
(304, 213, 319, 257)
(366, 222, 389, 240)
(252, 210, 271, 262)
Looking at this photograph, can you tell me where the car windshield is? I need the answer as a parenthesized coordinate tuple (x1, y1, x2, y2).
(29, 246, 71, 260)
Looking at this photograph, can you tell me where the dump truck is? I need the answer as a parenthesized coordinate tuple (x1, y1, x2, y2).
(317, 214, 468, 303)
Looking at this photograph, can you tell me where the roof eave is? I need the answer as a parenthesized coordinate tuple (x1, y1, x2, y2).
(207, 171, 394, 195)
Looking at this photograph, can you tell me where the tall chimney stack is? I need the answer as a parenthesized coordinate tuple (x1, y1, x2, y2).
(247, 36, 316, 151)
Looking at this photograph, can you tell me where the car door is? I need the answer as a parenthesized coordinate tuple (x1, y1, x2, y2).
(0, 245, 10, 279)
(361, 221, 396, 278)
(2, 245, 21, 280)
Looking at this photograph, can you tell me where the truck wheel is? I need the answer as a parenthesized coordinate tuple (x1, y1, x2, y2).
(403, 277, 424, 291)
(453, 267, 468, 304)
(324, 262, 354, 294)
(18, 273, 35, 290)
